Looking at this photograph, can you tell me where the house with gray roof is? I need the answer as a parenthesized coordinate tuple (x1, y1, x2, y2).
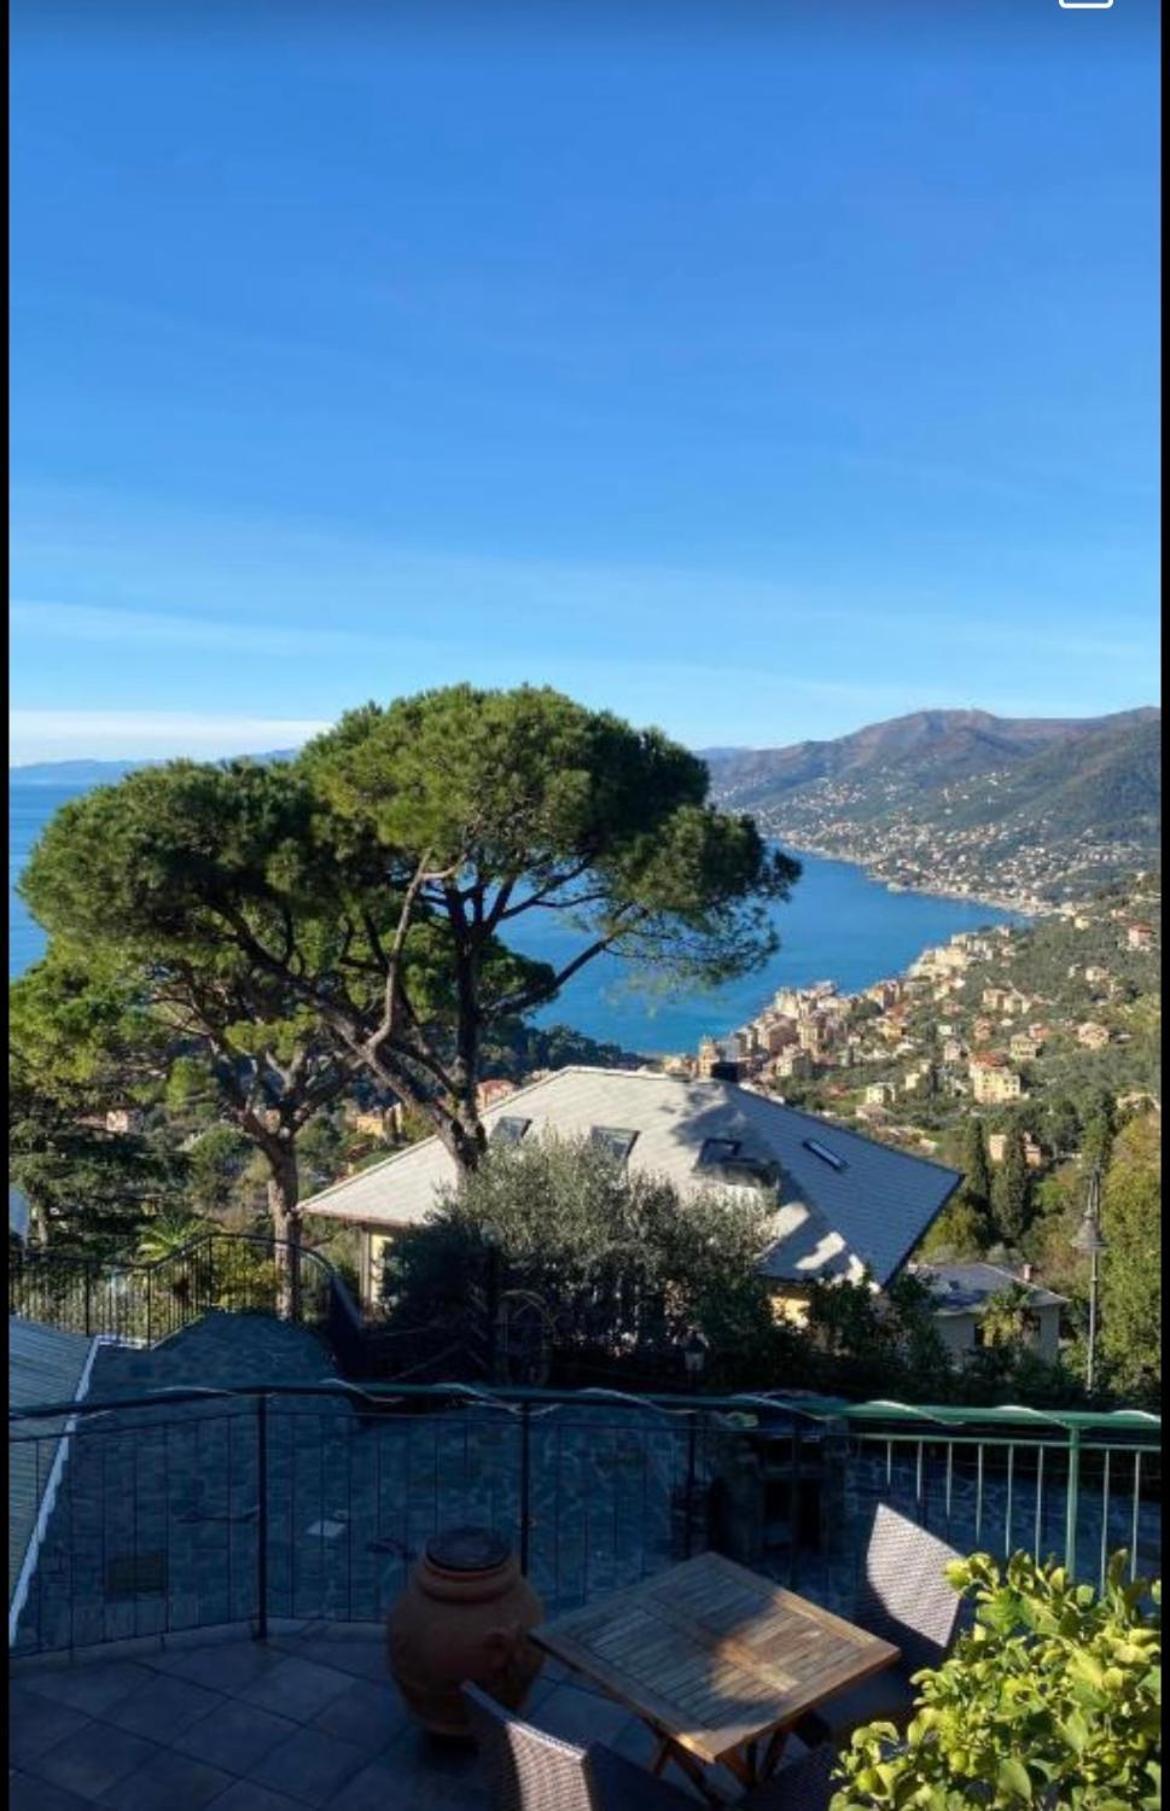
(301, 1067, 961, 1312)
(910, 1261, 1067, 1363)
(9, 1317, 100, 1644)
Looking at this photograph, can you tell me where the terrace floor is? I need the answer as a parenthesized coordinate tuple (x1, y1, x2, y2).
(10, 1619, 788, 1810)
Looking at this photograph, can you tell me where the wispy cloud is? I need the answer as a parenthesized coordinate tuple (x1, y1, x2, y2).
(10, 600, 387, 659)
(9, 711, 333, 766)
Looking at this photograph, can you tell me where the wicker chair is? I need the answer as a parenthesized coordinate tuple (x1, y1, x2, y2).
(462, 1682, 840, 1811)
(796, 1504, 964, 1748)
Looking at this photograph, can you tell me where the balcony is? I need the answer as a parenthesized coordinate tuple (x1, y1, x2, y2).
(9, 1248, 1162, 1809)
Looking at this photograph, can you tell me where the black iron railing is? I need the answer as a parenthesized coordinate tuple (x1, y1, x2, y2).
(9, 1381, 1160, 1658)
(9, 1231, 467, 1382)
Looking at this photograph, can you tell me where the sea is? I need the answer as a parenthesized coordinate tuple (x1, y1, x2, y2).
(9, 781, 1023, 1054)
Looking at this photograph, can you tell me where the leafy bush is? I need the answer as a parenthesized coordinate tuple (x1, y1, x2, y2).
(831, 1550, 1161, 1810)
(379, 1132, 794, 1387)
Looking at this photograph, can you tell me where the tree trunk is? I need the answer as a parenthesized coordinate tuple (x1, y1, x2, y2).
(266, 1143, 302, 1322)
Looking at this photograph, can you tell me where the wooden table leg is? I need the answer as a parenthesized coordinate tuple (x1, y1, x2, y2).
(649, 1733, 729, 1807)
(760, 1726, 790, 1778)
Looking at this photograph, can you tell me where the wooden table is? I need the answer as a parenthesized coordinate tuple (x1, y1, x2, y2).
(531, 1553, 899, 1802)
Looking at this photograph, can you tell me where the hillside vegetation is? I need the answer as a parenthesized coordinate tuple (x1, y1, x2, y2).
(705, 707, 1160, 903)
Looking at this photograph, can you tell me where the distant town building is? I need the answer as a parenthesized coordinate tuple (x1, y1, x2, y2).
(988, 1132, 1048, 1170)
(901, 1066, 933, 1097)
(762, 1019, 797, 1054)
(1076, 1022, 1112, 1051)
(477, 1078, 519, 1111)
(968, 1056, 1024, 1105)
(1127, 922, 1155, 951)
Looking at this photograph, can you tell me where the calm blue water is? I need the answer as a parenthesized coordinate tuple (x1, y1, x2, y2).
(9, 782, 1021, 1053)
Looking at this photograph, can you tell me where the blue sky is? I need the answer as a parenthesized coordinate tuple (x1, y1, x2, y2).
(10, 2, 1160, 764)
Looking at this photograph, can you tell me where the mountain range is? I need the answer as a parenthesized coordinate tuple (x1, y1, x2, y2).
(11, 706, 1160, 905)
(702, 707, 1160, 905)
(9, 752, 298, 786)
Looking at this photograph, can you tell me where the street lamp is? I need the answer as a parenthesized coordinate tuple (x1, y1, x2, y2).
(1072, 1166, 1108, 1394)
(683, 1329, 709, 1384)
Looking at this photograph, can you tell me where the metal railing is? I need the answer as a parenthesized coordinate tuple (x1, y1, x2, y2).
(9, 1381, 1160, 1658)
(8, 1231, 467, 1382)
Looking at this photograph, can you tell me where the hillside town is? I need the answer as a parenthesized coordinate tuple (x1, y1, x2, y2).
(735, 774, 1153, 911)
(658, 874, 1161, 1167)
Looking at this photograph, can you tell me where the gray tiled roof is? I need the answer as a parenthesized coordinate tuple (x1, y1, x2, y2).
(302, 1067, 961, 1287)
(912, 1261, 1068, 1314)
(9, 1318, 98, 1610)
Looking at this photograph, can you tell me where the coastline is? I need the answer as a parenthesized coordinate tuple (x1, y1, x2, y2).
(779, 840, 1047, 922)
(683, 842, 1033, 1062)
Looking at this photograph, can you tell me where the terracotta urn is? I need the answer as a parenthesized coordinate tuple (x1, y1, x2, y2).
(387, 1527, 544, 1737)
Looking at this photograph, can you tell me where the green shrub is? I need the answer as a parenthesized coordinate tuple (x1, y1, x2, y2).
(831, 1550, 1161, 1810)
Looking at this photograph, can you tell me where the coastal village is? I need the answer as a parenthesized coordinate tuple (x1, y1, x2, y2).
(725, 766, 1156, 909)
(651, 873, 1162, 1166)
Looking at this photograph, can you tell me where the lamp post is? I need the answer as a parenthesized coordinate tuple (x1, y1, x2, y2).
(1072, 1165, 1108, 1394)
(683, 1329, 709, 1386)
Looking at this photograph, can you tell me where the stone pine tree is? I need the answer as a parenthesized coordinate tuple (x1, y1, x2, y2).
(284, 686, 800, 1173)
(992, 1125, 1033, 1249)
(41, 687, 799, 1182)
(18, 767, 358, 1310)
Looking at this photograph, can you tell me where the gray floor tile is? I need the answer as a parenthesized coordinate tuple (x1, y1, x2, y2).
(206, 1786, 307, 1811)
(95, 1746, 236, 1811)
(309, 1676, 408, 1753)
(274, 1637, 387, 1683)
(238, 1657, 354, 1723)
(8, 1774, 97, 1811)
(106, 1672, 226, 1739)
(153, 1643, 288, 1693)
(243, 1725, 368, 1807)
(22, 1659, 159, 1718)
(393, 1729, 481, 1783)
(7, 1688, 93, 1767)
(32, 1721, 162, 1800)
(172, 1700, 300, 1774)
(321, 1756, 432, 1811)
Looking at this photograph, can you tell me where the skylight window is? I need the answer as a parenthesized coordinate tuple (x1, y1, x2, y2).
(590, 1126, 639, 1165)
(694, 1137, 741, 1172)
(803, 1138, 847, 1172)
(693, 1137, 779, 1193)
(491, 1116, 532, 1146)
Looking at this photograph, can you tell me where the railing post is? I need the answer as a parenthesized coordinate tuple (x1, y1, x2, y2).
(1065, 1428, 1082, 1577)
(519, 1402, 532, 1576)
(256, 1394, 269, 1641)
(789, 1424, 801, 1589)
(146, 1268, 153, 1347)
(683, 1413, 699, 1560)
(83, 1267, 92, 1338)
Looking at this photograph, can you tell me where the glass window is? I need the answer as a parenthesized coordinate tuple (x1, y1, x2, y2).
(590, 1126, 639, 1164)
(491, 1116, 532, 1146)
(694, 1136, 741, 1172)
(802, 1137, 847, 1172)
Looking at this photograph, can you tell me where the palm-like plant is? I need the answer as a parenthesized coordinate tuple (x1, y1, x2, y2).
(135, 1210, 209, 1264)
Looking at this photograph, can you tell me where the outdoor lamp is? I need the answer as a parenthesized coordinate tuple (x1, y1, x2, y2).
(1072, 1166, 1108, 1393)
